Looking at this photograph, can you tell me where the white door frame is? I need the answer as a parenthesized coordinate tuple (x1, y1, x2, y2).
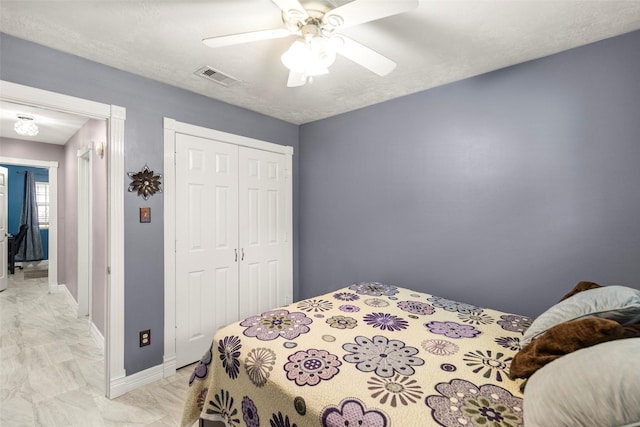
(0, 157, 59, 294)
(0, 166, 8, 292)
(162, 117, 293, 376)
(0, 80, 127, 399)
(77, 146, 93, 318)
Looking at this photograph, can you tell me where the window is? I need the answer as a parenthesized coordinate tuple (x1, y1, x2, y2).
(35, 181, 50, 229)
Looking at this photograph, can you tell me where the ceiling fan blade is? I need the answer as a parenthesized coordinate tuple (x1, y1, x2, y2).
(332, 35, 396, 76)
(203, 28, 292, 48)
(272, 0, 308, 22)
(287, 70, 307, 87)
(323, 0, 418, 30)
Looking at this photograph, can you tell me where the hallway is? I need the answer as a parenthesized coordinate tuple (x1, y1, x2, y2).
(0, 269, 193, 426)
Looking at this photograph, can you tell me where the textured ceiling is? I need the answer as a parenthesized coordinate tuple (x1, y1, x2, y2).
(0, 101, 89, 145)
(1, 0, 640, 126)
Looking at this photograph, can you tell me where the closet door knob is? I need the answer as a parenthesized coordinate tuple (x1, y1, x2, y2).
(241, 248, 245, 261)
(235, 249, 238, 262)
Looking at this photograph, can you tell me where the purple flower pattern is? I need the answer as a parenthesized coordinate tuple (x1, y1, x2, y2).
(427, 296, 483, 314)
(297, 299, 333, 313)
(284, 348, 342, 386)
(458, 312, 495, 325)
(421, 339, 460, 356)
(326, 315, 358, 329)
(196, 388, 208, 411)
(348, 282, 399, 297)
(367, 374, 423, 407)
(242, 396, 259, 427)
(463, 349, 512, 382)
(426, 379, 523, 427)
(206, 389, 240, 427)
(396, 300, 435, 316)
(425, 321, 481, 339)
(497, 314, 532, 335)
(339, 304, 360, 313)
(495, 336, 522, 351)
(365, 298, 390, 307)
(321, 398, 388, 427)
(363, 313, 409, 332)
(241, 309, 312, 341)
(218, 335, 241, 379)
(270, 412, 297, 427)
(189, 344, 212, 385)
(342, 335, 424, 378)
(333, 292, 360, 301)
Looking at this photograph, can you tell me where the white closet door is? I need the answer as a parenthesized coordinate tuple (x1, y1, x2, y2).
(175, 134, 239, 368)
(238, 147, 291, 318)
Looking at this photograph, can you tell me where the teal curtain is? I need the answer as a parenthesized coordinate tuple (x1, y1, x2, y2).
(17, 171, 44, 261)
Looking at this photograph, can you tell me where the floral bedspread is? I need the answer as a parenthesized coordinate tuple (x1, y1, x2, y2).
(181, 283, 530, 427)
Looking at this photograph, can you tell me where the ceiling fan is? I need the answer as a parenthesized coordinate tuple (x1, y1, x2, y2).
(202, 0, 419, 87)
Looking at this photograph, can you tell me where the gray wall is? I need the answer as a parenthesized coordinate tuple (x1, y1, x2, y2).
(3, 28, 639, 376)
(0, 33, 299, 375)
(298, 30, 640, 317)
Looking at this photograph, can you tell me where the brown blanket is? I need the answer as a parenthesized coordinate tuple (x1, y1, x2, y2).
(558, 280, 602, 301)
(509, 317, 640, 379)
(509, 281, 639, 380)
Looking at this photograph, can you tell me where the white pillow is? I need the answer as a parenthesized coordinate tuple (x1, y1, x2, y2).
(522, 285, 640, 346)
(524, 338, 640, 427)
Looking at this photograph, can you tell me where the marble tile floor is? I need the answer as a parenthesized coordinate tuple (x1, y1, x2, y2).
(0, 269, 195, 426)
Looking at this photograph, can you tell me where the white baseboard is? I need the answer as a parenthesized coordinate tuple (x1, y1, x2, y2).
(90, 321, 105, 350)
(109, 364, 164, 399)
(56, 284, 163, 400)
(46, 265, 56, 293)
(59, 284, 103, 350)
(48, 279, 58, 294)
(57, 284, 79, 309)
(108, 359, 180, 399)
(163, 354, 177, 378)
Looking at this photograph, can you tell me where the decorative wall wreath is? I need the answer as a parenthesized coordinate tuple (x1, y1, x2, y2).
(128, 164, 162, 200)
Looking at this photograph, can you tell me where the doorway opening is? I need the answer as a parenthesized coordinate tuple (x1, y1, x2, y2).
(0, 80, 126, 398)
(0, 158, 59, 293)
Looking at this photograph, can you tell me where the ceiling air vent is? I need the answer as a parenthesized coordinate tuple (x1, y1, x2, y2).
(195, 66, 239, 87)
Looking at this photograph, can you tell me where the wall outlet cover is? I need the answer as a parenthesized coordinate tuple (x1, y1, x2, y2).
(140, 329, 151, 347)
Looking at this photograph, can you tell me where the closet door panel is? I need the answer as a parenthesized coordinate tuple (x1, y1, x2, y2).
(238, 147, 290, 318)
(175, 133, 239, 368)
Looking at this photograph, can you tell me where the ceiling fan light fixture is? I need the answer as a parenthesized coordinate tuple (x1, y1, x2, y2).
(281, 36, 336, 77)
(309, 36, 336, 68)
(14, 114, 39, 137)
(281, 38, 308, 72)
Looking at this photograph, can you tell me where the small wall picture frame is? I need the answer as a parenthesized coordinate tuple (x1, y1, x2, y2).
(140, 207, 151, 223)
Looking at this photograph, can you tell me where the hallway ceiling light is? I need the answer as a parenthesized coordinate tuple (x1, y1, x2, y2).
(14, 114, 39, 136)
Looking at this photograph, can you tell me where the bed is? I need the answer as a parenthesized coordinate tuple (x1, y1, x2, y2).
(181, 282, 531, 427)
